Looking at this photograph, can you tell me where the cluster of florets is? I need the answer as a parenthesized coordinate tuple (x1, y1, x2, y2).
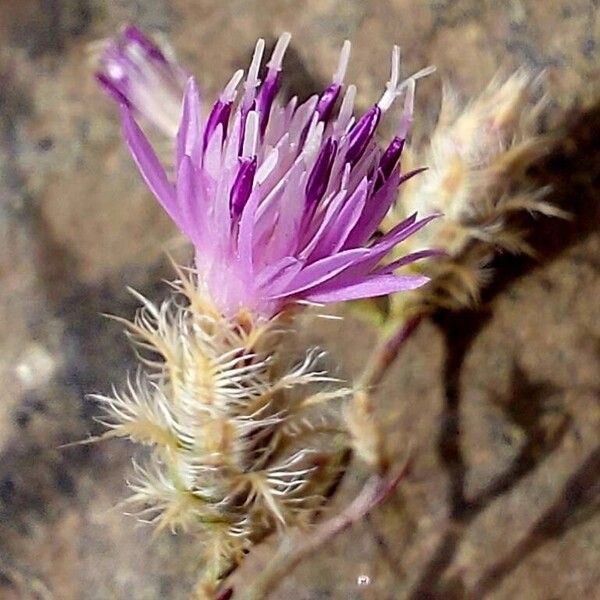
(98, 27, 437, 320)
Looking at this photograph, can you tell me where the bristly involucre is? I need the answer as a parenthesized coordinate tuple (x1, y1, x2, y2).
(92, 269, 350, 585)
(97, 30, 438, 320)
(387, 70, 567, 311)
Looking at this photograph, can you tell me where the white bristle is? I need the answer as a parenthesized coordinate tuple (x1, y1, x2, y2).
(333, 40, 352, 85)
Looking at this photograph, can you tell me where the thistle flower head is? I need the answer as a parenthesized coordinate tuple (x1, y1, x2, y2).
(98, 31, 438, 320)
(387, 70, 566, 310)
(94, 273, 350, 587)
(96, 25, 188, 137)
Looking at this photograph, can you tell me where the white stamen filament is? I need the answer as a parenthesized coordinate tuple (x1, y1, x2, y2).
(242, 38, 266, 112)
(377, 45, 401, 112)
(409, 64, 437, 81)
(256, 148, 279, 184)
(267, 32, 291, 73)
(333, 40, 352, 85)
(302, 117, 324, 162)
(242, 110, 260, 157)
(127, 44, 147, 64)
(334, 84, 356, 133)
(245, 38, 265, 91)
(221, 69, 245, 102)
(397, 78, 416, 139)
(391, 65, 436, 138)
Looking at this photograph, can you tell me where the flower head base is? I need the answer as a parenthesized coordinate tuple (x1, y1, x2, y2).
(99, 32, 438, 320)
(94, 272, 350, 591)
(96, 25, 187, 137)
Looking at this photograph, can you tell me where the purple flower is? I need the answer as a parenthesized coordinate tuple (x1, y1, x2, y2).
(106, 31, 438, 319)
(96, 25, 187, 137)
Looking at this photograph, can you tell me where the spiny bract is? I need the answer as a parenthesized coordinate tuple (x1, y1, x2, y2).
(93, 269, 350, 590)
(387, 70, 566, 312)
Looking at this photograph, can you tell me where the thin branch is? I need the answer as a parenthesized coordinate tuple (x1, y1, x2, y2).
(359, 313, 424, 389)
(224, 457, 412, 600)
(0, 558, 54, 600)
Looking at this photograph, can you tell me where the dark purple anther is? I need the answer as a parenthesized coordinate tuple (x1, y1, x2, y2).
(230, 157, 257, 218)
(374, 136, 405, 191)
(95, 72, 132, 108)
(123, 25, 167, 63)
(379, 136, 405, 180)
(346, 105, 381, 165)
(203, 100, 233, 152)
(305, 138, 338, 208)
(316, 83, 341, 123)
(257, 72, 281, 135)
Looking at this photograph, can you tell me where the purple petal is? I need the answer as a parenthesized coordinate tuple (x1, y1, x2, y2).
(236, 187, 261, 281)
(376, 136, 404, 188)
(259, 163, 306, 264)
(176, 155, 203, 245)
(345, 105, 381, 165)
(316, 83, 341, 123)
(121, 107, 179, 224)
(344, 168, 403, 248)
(305, 138, 337, 210)
(321, 214, 437, 290)
(95, 72, 131, 108)
(333, 214, 438, 283)
(252, 181, 287, 254)
(271, 248, 371, 298)
(373, 214, 438, 256)
(211, 165, 233, 252)
(230, 157, 257, 219)
(123, 25, 167, 63)
(345, 167, 428, 249)
(304, 273, 430, 303)
(255, 257, 303, 292)
(375, 249, 445, 274)
(176, 78, 202, 168)
(299, 187, 348, 258)
(307, 177, 368, 261)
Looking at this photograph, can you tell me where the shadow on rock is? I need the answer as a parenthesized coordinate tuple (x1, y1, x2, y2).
(408, 99, 600, 598)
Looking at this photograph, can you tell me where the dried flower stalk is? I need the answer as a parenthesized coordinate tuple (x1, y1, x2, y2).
(386, 70, 567, 314)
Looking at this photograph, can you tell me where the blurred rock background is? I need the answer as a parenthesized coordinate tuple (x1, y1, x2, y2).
(0, 1, 598, 598)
